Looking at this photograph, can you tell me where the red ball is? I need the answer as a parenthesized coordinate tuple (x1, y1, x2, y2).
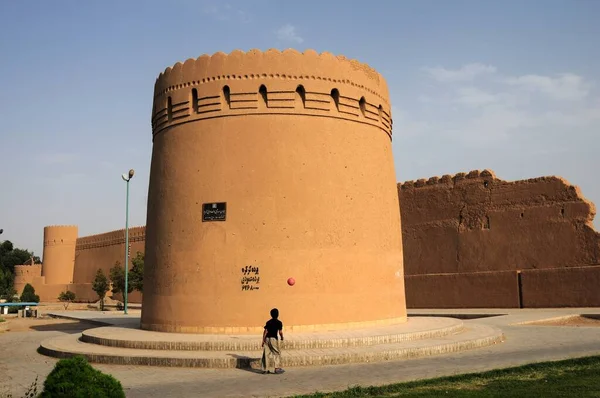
(287, 278, 295, 286)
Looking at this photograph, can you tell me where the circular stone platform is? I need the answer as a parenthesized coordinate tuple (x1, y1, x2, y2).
(38, 317, 504, 368)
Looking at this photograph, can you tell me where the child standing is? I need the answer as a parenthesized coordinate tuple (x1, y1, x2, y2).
(261, 308, 284, 374)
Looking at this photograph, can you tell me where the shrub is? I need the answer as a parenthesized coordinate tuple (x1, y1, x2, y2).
(40, 355, 125, 398)
(20, 284, 39, 303)
(58, 291, 76, 310)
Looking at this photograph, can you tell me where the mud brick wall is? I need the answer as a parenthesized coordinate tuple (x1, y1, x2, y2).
(399, 170, 600, 308)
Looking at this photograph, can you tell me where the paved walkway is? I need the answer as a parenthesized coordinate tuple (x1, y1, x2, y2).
(2, 308, 600, 397)
(46, 310, 141, 327)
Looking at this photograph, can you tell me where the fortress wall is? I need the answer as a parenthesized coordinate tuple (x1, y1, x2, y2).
(520, 266, 600, 307)
(14, 275, 47, 299)
(73, 226, 146, 286)
(17, 166, 599, 309)
(399, 170, 600, 308)
(15, 227, 146, 303)
(405, 271, 519, 308)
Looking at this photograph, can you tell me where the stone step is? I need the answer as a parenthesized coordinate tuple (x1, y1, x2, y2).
(38, 324, 503, 369)
(80, 317, 464, 351)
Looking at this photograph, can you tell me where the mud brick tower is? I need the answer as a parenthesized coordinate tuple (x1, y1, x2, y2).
(141, 49, 407, 333)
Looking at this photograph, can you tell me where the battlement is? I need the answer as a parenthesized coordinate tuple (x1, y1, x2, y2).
(399, 169, 497, 189)
(75, 226, 146, 251)
(43, 225, 78, 246)
(14, 263, 42, 277)
(150, 49, 393, 139)
(399, 169, 582, 192)
(399, 170, 597, 227)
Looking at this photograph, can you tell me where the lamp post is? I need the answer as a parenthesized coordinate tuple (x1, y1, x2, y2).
(121, 169, 134, 314)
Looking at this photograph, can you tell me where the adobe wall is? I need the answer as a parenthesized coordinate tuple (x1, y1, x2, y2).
(15, 227, 145, 303)
(18, 168, 599, 309)
(73, 227, 146, 284)
(14, 264, 44, 295)
(399, 169, 600, 308)
(71, 226, 146, 303)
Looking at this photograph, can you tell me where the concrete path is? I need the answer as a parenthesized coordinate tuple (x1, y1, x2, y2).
(2, 308, 600, 398)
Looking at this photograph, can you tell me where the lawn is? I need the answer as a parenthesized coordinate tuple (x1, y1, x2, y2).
(292, 356, 600, 398)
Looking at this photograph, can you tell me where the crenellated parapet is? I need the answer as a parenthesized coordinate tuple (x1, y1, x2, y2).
(399, 170, 586, 201)
(400, 169, 497, 189)
(43, 225, 78, 246)
(75, 226, 146, 251)
(399, 170, 598, 229)
(150, 49, 393, 139)
(14, 264, 42, 277)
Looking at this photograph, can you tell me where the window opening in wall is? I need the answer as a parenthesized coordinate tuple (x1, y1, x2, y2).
(295, 85, 306, 108)
(331, 89, 340, 111)
(359, 97, 366, 117)
(520, 212, 524, 218)
(483, 181, 489, 188)
(167, 97, 173, 122)
(222, 85, 231, 108)
(378, 105, 383, 122)
(192, 88, 198, 113)
(561, 208, 565, 216)
(259, 85, 268, 108)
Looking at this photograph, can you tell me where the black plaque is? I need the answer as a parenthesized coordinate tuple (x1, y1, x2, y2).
(202, 202, 227, 222)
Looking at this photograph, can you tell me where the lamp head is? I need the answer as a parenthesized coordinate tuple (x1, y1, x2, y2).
(0, 229, 3, 235)
(121, 169, 135, 182)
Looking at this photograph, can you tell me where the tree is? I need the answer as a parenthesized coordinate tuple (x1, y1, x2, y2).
(20, 283, 40, 303)
(58, 290, 76, 310)
(0, 267, 15, 299)
(0, 240, 14, 256)
(109, 261, 133, 296)
(0, 240, 41, 274)
(92, 268, 109, 311)
(129, 251, 144, 293)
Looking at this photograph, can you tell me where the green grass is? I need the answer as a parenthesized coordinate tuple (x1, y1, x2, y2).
(0, 317, 5, 323)
(291, 356, 600, 398)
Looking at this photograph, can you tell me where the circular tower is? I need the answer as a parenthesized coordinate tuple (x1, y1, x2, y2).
(142, 49, 406, 333)
(41, 225, 78, 285)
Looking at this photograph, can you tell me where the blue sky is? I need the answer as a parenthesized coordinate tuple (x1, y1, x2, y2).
(1, 0, 599, 256)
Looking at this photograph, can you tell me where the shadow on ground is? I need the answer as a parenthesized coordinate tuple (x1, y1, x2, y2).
(29, 321, 95, 334)
(227, 354, 263, 373)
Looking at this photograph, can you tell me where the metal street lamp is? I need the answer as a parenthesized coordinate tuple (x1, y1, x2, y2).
(121, 169, 135, 314)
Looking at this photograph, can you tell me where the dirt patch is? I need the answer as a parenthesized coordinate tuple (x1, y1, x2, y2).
(522, 315, 600, 327)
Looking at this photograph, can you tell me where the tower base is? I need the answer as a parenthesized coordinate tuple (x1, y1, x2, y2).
(38, 317, 503, 368)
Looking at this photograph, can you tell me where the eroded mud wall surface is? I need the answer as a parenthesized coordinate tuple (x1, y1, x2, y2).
(399, 170, 600, 308)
